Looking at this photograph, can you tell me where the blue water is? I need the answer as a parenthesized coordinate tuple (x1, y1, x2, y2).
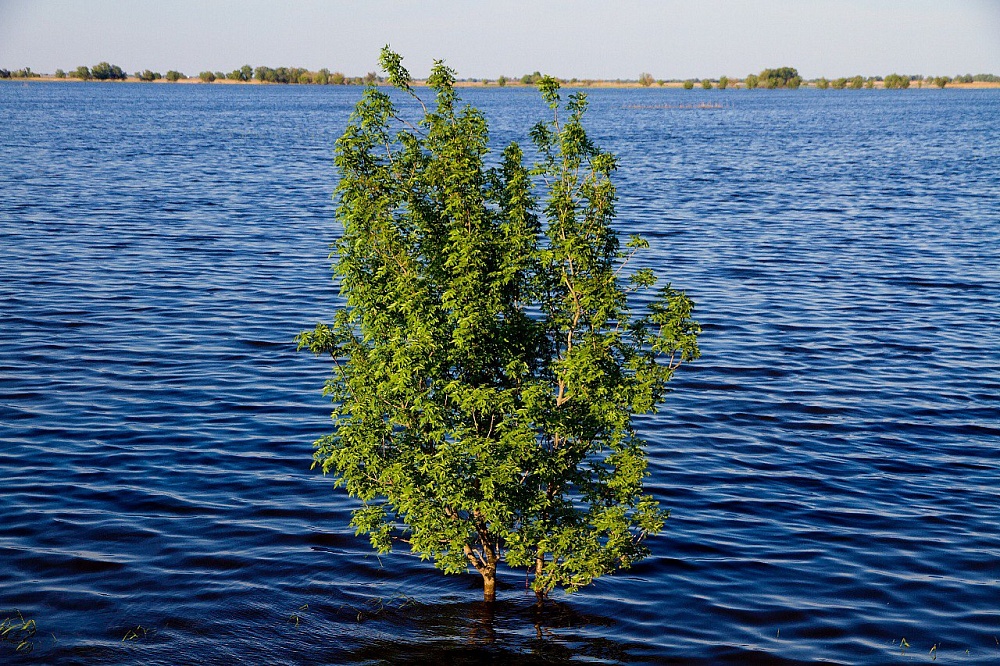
(2, 81, 999, 664)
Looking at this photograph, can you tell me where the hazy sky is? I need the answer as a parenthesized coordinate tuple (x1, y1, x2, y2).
(2, 0, 999, 79)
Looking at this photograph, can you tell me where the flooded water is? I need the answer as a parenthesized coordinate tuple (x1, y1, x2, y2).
(2, 81, 999, 664)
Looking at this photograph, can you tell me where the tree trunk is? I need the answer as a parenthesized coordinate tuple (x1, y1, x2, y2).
(534, 554, 546, 604)
(482, 566, 497, 603)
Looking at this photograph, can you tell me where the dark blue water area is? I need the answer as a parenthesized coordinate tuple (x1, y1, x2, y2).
(1, 81, 999, 664)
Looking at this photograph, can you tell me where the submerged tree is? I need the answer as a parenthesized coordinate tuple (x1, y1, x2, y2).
(299, 48, 700, 603)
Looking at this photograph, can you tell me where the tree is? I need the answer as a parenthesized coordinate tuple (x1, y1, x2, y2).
(933, 76, 950, 89)
(54, 69, 66, 79)
(831, 77, 847, 90)
(331, 71, 346, 85)
(682, 79, 695, 89)
(316, 68, 331, 85)
(137, 69, 160, 82)
(497, 75, 507, 87)
(883, 73, 910, 89)
(638, 72, 654, 87)
(744, 74, 759, 89)
(91, 62, 126, 80)
(299, 48, 700, 604)
(165, 70, 184, 82)
(759, 67, 801, 89)
(199, 71, 216, 83)
(71, 65, 92, 80)
(717, 76, 729, 90)
(0, 68, 10, 79)
(701, 79, 712, 90)
(815, 77, 829, 89)
(849, 75, 864, 89)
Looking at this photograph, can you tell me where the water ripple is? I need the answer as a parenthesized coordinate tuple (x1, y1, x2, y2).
(1, 82, 999, 664)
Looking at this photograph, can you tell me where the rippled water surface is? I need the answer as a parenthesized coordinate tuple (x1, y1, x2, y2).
(2, 82, 999, 664)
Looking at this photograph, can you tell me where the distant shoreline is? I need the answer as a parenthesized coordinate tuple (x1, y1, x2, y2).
(8, 76, 1000, 90)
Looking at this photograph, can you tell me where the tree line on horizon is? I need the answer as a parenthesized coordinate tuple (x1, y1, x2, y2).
(0, 61, 383, 85)
(650, 68, 1000, 90)
(2, 62, 999, 89)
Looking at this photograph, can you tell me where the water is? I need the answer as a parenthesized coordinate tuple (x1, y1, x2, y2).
(1, 81, 998, 664)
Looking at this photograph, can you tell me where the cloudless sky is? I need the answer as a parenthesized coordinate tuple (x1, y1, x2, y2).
(1, 0, 999, 79)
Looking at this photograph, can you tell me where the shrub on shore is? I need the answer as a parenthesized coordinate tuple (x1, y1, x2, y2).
(883, 73, 910, 89)
(91, 62, 126, 80)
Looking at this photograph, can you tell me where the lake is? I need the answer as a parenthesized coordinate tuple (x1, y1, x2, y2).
(1, 81, 998, 664)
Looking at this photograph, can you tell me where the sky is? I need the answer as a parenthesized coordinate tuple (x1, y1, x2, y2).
(1, 0, 999, 80)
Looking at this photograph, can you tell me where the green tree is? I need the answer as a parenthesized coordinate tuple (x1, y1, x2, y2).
(299, 48, 700, 604)
(701, 79, 712, 90)
(815, 77, 829, 89)
(744, 74, 759, 89)
(54, 68, 66, 79)
(849, 75, 864, 89)
(759, 67, 801, 89)
(137, 69, 160, 82)
(165, 70, 184, 82)
(331, 71, 346, 85)
(91, 62, 126, 80)
(864, 77, 875, 89)
(199, 71, 216, 83)
(717, 76, 729, 90)
(932, 76, 950, 89)
(497, 75, 507, 87)
(316, 68, 331, 85)
(831, 77, 847, 90)
(71, 65, 92, 80)
(883, 73, 910, 89)
(682, 79, 695, 89)
(638, 72, 654, 87)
